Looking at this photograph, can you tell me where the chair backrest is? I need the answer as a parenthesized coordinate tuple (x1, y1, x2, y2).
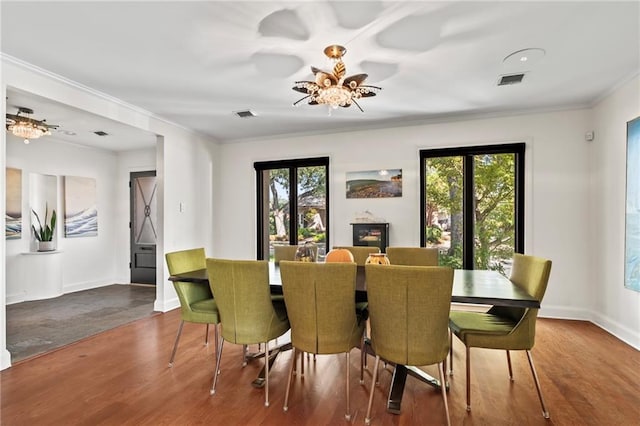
(165, 248, 205, 275)
(386, 247, 439, 266)
(333, 246, 380, 265)
(274, 245, 298, 263)
(280, 261, 361, 354)
(166, 249, 212, 316)
(510, 253, 552, 302)
(365, 265, 453, 366)
(206, 258, 286, 344)
(488, 253, 552, 347)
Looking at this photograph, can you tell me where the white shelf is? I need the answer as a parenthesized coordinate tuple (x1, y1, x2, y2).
(19, 251, 63, 300)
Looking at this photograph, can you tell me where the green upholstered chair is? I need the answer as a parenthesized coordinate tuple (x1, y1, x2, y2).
(332, 246, 380, 266)
(386, 246, 439, 266)
(165, 248, 220, 367)
(279, 261, 366, 420)
(364, 264, 453, 426)
(273, 245, 298, 264)
(206, 258, 290, 406)
(448, 253, 552, 418)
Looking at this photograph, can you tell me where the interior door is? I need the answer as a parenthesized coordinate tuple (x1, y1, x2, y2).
(130, 171, 157, 284)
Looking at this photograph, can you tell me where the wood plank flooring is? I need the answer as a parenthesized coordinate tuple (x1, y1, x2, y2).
(1, 310, 638, 425)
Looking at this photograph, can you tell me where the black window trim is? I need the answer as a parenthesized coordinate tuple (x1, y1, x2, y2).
(419, 143, 525, 268)
(254, 156, 330, 260)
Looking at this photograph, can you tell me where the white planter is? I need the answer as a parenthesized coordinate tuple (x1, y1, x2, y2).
(37, 241, 56, 252)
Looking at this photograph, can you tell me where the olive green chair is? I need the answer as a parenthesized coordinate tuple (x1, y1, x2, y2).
(448, 253, 552, 418)
(273, 245, 298, 264)
(364, 265, 453, 426)
(165, 248, 220, 367)
(279, 261, 366, 420)
(386, 247, 439, 266)
(332, 246, 380, 266)
(206, 258, 290, 406)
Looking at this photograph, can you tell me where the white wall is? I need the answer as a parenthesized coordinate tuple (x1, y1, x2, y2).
(215, 110, 595, 323)
(1, 58, 218, 370)
(5, 135, 119, 303)
(590, 75, 640, 348)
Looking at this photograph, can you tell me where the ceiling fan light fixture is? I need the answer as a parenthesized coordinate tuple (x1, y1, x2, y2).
(6, 107, 58, 144)
(292, 44, 381, 113)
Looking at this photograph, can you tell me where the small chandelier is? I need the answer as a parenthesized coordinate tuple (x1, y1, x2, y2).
(6, 107, 58, 144)
(292, 44, 381, 112)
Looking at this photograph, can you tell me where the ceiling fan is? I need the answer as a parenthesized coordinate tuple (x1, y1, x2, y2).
(6, 107, 59, 144)
(292, 44, 381, 112)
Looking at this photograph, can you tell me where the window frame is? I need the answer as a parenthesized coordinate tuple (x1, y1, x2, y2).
(419, 143, 525, 269)
(254, 157, 330, 260)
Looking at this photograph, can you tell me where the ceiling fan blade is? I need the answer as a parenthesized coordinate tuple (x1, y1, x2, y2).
(314, 70, 338, 87)
(357, 85, 382, 97)
(293, 94, 312, 106)
(292, 81, 314, 94)
(344, 73, 368, 87)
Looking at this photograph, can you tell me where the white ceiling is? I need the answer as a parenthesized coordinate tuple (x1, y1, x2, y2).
(2, 1, 639, 150)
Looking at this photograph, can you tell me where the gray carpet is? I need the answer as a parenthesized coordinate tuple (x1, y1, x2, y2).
(6, 284, 157, 363)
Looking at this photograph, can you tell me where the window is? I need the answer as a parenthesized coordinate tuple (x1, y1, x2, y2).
(255, 157, 329, 261)
(420, 144, 525, 274)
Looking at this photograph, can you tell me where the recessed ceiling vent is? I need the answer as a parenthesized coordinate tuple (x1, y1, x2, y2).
(93, 130, 109, 136)
(233, 110, 257, 118)
(498, 73, 525, 86)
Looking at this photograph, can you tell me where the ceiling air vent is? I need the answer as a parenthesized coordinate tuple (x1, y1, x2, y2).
(498, 73, 525, 86)
(233, 110, 257, 118)
(93, 130, 109, 136)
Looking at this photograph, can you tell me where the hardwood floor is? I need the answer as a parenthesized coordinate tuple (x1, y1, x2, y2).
(1, 310, 638, 425)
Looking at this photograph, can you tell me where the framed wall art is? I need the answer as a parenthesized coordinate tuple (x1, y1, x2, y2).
(625, 116, 640, 292)
(6, 167, 22, 239)
(63, 176, 98, 237)
(346, 168, 402, 199)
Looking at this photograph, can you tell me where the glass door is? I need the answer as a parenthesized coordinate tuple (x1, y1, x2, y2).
(421, 144, 524, 274)
(256, 158, 329, 261)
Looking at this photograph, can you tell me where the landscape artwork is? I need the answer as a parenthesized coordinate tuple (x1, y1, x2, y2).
(64, 176, 98, 237)
(625, 116, 640, 292)
(6, 167, 22, 239)
(346, 169, 402, 199)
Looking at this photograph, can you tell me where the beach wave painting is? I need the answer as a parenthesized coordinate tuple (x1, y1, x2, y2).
(64, 176, 98, 238)
(6, 168, 22, 239)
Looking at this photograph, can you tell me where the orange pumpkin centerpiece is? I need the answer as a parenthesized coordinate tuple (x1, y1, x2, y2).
(325, 248, 355, 263)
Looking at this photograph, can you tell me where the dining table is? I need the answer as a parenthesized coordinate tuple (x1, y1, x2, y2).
(169, 262, 539, 414)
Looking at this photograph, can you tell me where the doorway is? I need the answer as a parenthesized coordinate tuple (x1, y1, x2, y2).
(130, 171, 157, 284)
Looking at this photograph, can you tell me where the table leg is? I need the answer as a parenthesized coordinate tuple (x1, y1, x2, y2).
(387, 365, 407, 414)
(386, 365, 447, 414)
(252, 342, 292, 388)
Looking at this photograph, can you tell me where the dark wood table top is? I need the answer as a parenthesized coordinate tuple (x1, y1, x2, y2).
(169, 263, 540, 309)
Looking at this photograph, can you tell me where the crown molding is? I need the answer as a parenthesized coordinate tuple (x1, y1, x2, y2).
(0, 53, 199, 136)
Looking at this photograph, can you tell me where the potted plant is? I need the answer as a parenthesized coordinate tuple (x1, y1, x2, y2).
(32, 204, 57, 251)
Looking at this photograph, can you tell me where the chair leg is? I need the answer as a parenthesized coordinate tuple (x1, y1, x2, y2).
(345, 351, 351, 420)
(438, 361, 452, 426)
(264, 340, 270, 407)
(364, 355, 381, 425)
(168, 320, 185, 367)
(526, 350, 550, 419)
(506, 350, 514, 381)
(360, 335, 366, 385)
(210, 339, 225, 395)
(448, 330, 453, 375)
(283, 348, 298, 412)
(466, 346, 471, 411)
(242, 344, 248, 367)
(214, 325, 220, 375)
